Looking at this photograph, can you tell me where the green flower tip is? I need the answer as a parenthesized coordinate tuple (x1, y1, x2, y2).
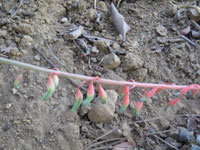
(82, 95, 93, 106)
(119, 105, 128, 114)
(71, 100, 82, 112)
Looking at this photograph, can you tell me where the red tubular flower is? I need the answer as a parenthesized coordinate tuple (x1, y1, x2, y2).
(147, 83, 173, 99)
(168, 96, 182, 107)
(42, 76, 55, 101)
(135, 101, 143, 117)
(119, 86, 129, 114)
(120, 86, 127, 101)
(146, 87, 159, 99)
(42, 69, 60, 101)
(82, 80, 95, 106)
(72, 88, 83, 111)
(98, 84, 107, 104)
(14, 71, 25, 88)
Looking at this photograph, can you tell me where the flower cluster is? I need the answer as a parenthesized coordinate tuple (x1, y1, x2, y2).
(135, 84, 200, 117)
(13, 69, 200, 117)
(71, 76, 108, 111)
(42, 68, 60, 101)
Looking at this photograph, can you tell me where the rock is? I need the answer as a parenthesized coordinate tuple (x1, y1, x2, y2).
(178, 128, 195, 143)
(78, 0, 87, 13)
(189, 8, 200, 21)
(102, 70, 125, 92)
(155, 25, 167, 36)
(10, 47, 19, 56)
(102, 53, 120, 69)
(5, 103, 12, 109)
(79, 105, 91, 117)
(90, 57, 97, 63)
(12, 88, 17, 95)
(0, 18, 7, 27)
(97, 1, 107, 12)
(112, 42, 120, 50)
(20, 35, 33, 49)
(116, 34, 123, 44)
(95, 40, 110, 53)
(123, 53, 143, 71)
(16, 23, 34, 36)
(132, 40, 140, 50)
(130, 68, 147, 82)
(87, 8, 97, 20)
(167, 6, 177, 16)
(88, 90, 118, 123)
(157, 36, 169, 44)
(81, 126, 88, 133)
(60, 17, 68, 23)
(34, 54, 41, 61)
(0, 30, 7, 38)
(91, 46, 99, 54)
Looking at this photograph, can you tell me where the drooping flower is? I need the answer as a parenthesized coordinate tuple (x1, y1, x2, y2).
(42, 69, 60, 101)
(72, 88, 83, 111)
(135, 101, 143, 117)
(119, 86, 127, 101)
(98, 84, 107, 104)
(119, 85, 129, 114)
(14, 71, 25, 88)
(146, 87, 159, 99)
(166, 85, 192, 109)
(82, 80, 95, 106)
(42, 76, 55, 101)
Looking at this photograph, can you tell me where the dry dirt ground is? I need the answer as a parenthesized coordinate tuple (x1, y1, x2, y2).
(0, 0, 200, 150)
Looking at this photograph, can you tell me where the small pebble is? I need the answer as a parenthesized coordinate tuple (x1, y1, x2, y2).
(178, 128, 194, 143)
(10, 47, 19, 56)
(91, 46, 99, 54)
(60, 17, 68, 23)
(97, 1, 107, 12)
(12, 88, 17, 95)
(5, 103, 12, 109)
(102, 53, 121, 69)
(34, 54, 41, 61)
(156, 25, 168, 36)
(95, 40, 110, 53)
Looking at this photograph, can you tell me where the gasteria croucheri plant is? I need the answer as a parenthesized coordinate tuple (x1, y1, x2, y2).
(1, 57, 200, 117)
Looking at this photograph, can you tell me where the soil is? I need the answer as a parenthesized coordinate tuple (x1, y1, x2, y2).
(0, 0, 200, 150)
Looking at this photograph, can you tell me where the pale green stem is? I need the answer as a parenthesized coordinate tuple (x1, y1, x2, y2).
(0, 57, 199, 90)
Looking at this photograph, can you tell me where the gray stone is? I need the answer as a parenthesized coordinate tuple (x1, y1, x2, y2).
(95, 40, 110, 53)
(10, 47, 19, 56)
(87, 8, 97, 20)
(155, 25, 167, 36)
(79, 105, 91, 117)
(131, 68, 147, 82)
(0, 30, 7, 38)
(157, 36, 169, 44)
(60, 17, 68, 23)
(34, 54, 41, 61)
(102, 53, 120, 69)
(112, 42, 120, 50)
(189, 8, 200, 21)
(123, 53, 143, 71)
(97, 1, 107, 12)
(88, 90, 118, 123)
(20, 35, 33, 49)
(16, 23, 34, 36)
